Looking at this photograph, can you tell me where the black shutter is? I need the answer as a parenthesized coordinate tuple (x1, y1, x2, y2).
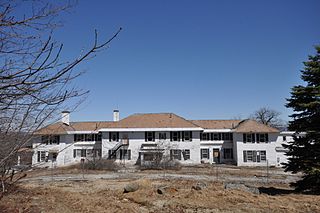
(178, 150, 182, 160)
(243, 133, 246, 143)
(170, 132, 173, 141)
(256, 134, 260, 143)
(190, 131, 192, 141)
(210, 133, 213, 141)
(265, 133, 269, 142)
(128, 150, 131, 160)
(170, 150, 173, 160)
(145, 132, 147, 142)
(37, 151, 40, 162)
(200, 132, 203, 141)
(182, 131, 185, 141)
(109, 132, 111, 142)
(230, 133, 233, 141)
(152, 132, 155, 141)
(117, 132, 119, 141)
(219, 133, 222, 140)
(120, 149, 122, 160)
(252, 133, 255, 143)
(178, 132, 180, 141)
(243, 151, 247, 162)
(73, 150, 76, 158)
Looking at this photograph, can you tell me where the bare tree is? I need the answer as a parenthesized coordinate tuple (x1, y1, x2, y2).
(250, 107, 284, 129)
(0, 0, 121, 195)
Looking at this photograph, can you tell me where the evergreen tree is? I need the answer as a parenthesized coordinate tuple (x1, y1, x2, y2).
(284, 45, 320, 193)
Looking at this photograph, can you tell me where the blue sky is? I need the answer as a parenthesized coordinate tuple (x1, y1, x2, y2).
(52, 0, 320, 122)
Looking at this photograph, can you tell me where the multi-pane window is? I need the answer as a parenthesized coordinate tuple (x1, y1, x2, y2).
(200, 149, 209, 159)
(182, 149, 190, 160)
(74, 133, 102, 142)
(183, 131, 192, 141)
(243, 133, 255, 143)
(213, 133, 221, 140)
(243, 133, 269, 143)
(256, 133, 269, 143)
(243, 150, 267, 162)
(222, 133, 233, 141)
(159, 132, 166, 140)
(171, 131, 180, 141)
(200, 133, 210, 141)
(73, 149, 101, 158)
(41, 135, 60, 144)
(37, 151, 47, 162)
(223, 148, 233, 159)
(170, 149, 182, 160)
(145, 132, 155, 142)
(109, 132, 119, 142)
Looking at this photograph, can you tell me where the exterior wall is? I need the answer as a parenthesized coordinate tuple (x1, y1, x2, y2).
(32, 134, 75, 168)
(235, 133, 278, 167)
(101, 131, 202, 165)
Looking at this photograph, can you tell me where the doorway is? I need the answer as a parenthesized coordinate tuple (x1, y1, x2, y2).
(212, 149, 220, 163)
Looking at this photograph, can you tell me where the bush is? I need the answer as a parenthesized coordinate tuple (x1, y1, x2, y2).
(140, 159, 181, 171)
(81, 159, 119, 171)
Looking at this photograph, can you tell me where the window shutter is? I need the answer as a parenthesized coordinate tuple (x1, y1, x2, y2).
(252, 133, 255, 142)
(178, 132, 180, 141)
(109, 132, 111, 142)
(200, 132, 203, 141)
(128, 150, 131, 160)
(182, 131, 185, 141)
(243, 151, 247, 162)
(170, 132, 173, 141)
(73, 150, 76, 158)
(265, 133, 269, 142)
(152, 132, 155, 141)
(37, 151, 40, 162)
(120, 150, 122, 160)
(145, 132, 147, 142)
(190, 131, 192, 141)
(178, 150, 182, 160)
(256, 134, 260, 143)
(243, 133, 247, 143)
(170, 150, 173, 160)
(117, 132, 119, 141)
(219, 133, 222, 140)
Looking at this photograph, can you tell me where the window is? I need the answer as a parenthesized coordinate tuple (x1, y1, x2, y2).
(182, 131, 192, 141)
(120, 149, 131, 160)
(282, 136, 286, 141)
(37, 151, 47, 162)
(109, 132, 119, 142)
(73, 149, 88, 158)
(74, 133, 102, 142)
(213, 133, 221, 140)
(201, 149, 209, 159)
(145, 132, 155, 142)
(223, 148, 233, 159)
(222, 133, 233, 141)
(170, 149, 182, 160)
(243, 150, 267, 162)
(243, 133, 255, 143)
(52, 153, 58, 161)
(41, 135, 60, 145)
(256, 133, 268, 143)
(182, 149, 190, 160)
(200, 133, 210, 141)
(159, 132, 166, 140)
(171, 131, 180, 141)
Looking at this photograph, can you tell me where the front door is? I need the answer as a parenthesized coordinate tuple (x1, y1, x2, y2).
(213, 149, 220, 163)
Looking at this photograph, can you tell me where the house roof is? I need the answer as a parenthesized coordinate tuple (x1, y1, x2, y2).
(35, 113, 279, 134)
(190, 120, 242, 129)
(111, 113, 200, 128)
(35, 121, 115, 135)
(234, 119, 279, 133)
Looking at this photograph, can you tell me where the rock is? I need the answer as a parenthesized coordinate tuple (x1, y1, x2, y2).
(157, 186, 178, 194)
(192, 181, 207, 191)
(224, 183, 260, 195)
(123, 183, 139, 193)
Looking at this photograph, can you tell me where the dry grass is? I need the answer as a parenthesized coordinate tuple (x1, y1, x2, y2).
(1, 177, 320, 213)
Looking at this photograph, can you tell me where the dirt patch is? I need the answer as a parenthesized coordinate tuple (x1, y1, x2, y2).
(1, 178, 320, 213)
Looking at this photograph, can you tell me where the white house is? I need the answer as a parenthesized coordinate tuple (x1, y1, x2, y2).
(32, 110, 293, 168)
